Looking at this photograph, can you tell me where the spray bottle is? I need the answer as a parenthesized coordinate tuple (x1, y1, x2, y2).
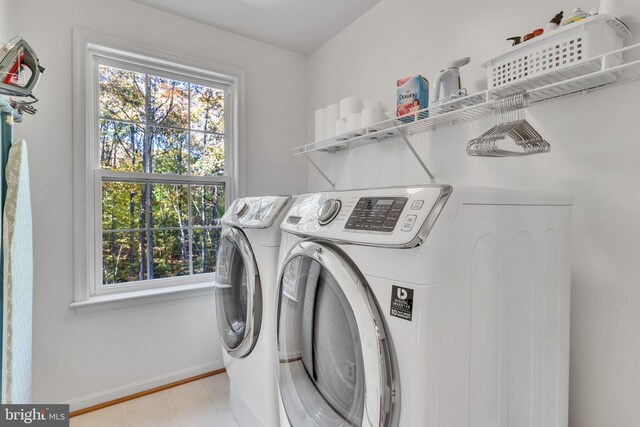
(545, 12, 564, 32)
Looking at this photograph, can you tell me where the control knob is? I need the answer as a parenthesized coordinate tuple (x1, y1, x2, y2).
(317, 199, 341, 225)
(235, 202, 249, 218)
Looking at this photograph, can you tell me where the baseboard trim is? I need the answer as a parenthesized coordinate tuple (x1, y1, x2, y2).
(67, 360, 225, 414)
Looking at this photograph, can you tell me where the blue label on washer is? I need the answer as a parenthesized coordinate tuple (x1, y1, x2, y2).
(390, 285, 413, 321)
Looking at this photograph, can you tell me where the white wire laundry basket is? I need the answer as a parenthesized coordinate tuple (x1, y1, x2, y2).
(481, 14, 631, 90)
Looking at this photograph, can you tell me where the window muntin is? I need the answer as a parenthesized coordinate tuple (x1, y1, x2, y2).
(96, 61, 229, 290)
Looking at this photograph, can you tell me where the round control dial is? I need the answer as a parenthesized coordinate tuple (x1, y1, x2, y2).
(234, 202, 249, 218)
(317, 199, 341, 225)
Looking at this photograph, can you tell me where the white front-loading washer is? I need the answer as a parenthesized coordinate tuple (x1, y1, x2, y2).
(275, 186, 572, 427)
(215, 195, 293, 427)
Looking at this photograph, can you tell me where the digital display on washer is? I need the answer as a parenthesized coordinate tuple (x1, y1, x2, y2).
(345, 197, 408, 232)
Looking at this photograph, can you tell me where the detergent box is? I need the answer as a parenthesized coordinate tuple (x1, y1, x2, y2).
(397, 75, 429, 122)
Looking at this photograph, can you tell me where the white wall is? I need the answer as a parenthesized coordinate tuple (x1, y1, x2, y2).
(307, 1, 640, 426)
(6, 0, 307, 408)
(0, 3, 9, 43)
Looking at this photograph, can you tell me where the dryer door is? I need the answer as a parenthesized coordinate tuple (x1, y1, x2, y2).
(215, 227, 262, 358)
(276, 241, 398, 427)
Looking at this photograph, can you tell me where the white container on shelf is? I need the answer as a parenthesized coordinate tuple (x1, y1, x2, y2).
(325, 103, 340, 138)
(362, 103, 385, 127)
(346, 112, 363, 132)
(314, 108, 326, 142)
(363, 100, 383, 108)
(335, 118, 347, 136)
(599, 0, 623, 17)
(481, 14, 625, 89)
(339, 97, 362, 119)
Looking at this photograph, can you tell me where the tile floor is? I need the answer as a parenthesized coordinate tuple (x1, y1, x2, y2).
(71, 373, 239, 427)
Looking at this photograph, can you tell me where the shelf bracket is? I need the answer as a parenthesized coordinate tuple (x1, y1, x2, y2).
(304, 153, 336, 189)
(399, 131, 435, 183)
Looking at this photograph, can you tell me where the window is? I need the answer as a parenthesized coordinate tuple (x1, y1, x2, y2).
(98, 63, 227, 289)
(73, 34, 240, 305)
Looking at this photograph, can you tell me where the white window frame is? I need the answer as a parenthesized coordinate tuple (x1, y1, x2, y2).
(71, 29, 245, 311)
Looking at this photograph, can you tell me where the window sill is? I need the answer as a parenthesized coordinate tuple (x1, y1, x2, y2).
(70, 281, 215, 314)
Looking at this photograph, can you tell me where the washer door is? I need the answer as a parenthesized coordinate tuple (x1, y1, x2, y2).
(215, 227, 262, 358)
(277, 241, 398, 427)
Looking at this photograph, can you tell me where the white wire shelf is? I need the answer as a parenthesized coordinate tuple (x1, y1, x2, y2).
(295, 41, 640, 156)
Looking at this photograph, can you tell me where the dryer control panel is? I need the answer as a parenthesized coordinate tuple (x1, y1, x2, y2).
(222, 196, 291, 229)
(281, 186, 452, 248)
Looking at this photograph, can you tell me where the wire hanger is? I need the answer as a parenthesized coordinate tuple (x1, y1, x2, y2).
(467, 92, 550, 157)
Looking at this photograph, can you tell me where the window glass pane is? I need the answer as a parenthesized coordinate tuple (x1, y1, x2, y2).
(150, 229, 190, 278)
(151, 184, 189, 229)
(192, 228, 220, 274)
(99, 65, 146, 123)
(103, 231, 147, 284)
(102, 182, 146, 231)
(149, 126, 188, 174)
(190, 84, 224, 133)
(100, 120, 145, 172)
(97, 61, 230, 288)
(148, 75, 189, 129)
(190, 132, 224, 176)
(191, 184, 224, 227)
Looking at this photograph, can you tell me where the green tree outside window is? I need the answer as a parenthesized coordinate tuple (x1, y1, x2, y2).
(99, 65, 226, 285)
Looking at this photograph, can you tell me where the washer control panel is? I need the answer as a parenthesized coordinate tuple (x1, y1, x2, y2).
(345, 197, 408, 232)
(281, 186, 451, 247)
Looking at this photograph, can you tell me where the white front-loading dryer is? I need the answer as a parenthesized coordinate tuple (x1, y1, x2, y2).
(216, 195, 293, 427)
(275, 186, 572, 427)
